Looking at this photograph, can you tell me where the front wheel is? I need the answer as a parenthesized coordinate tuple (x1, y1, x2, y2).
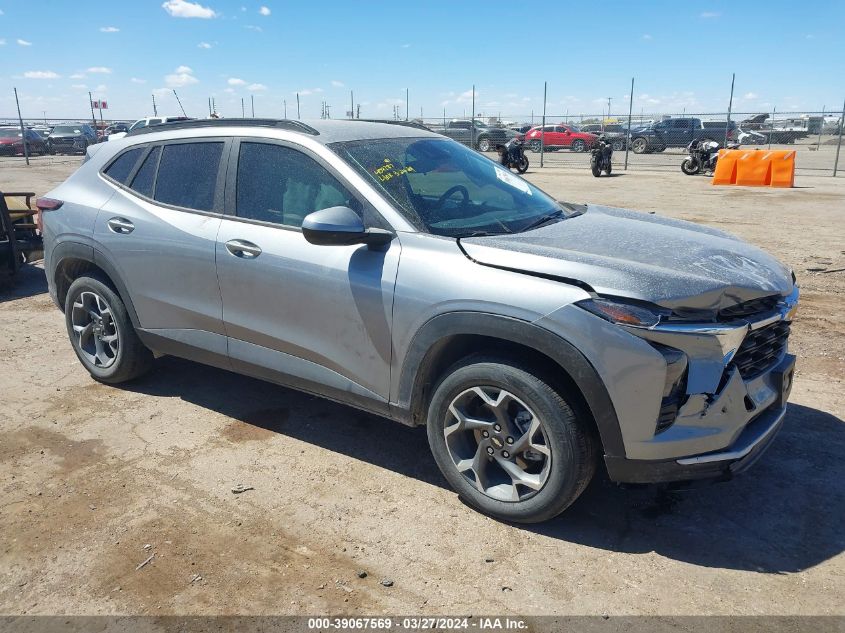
(530, 139, 542, 153)
(64, 275, 153, 383)
(681, 158, 700, 175)
(605, 160, 612, 175)
(571, 139, 586, 152)
(611, 139, 624, 151)
(590, 157, 601, 177)
(426, 356, 597, 523)
(477, 137, 491, 152)
(516, 156, 529, 174)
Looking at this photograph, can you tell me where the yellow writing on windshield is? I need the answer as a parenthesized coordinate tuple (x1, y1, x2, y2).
(373, 158, 414, 182)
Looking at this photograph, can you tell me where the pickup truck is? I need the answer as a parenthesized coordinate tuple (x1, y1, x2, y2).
(629, 117, 737, 153)
(430, 119, 519, 152)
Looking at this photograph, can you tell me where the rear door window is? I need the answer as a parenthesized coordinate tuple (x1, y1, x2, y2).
(153, 142, 224, 211)
(129, 146, 161, 198)
(104, 147, 145, 184)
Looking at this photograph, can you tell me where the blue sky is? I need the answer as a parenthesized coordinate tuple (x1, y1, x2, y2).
(1, 0, 843, 121)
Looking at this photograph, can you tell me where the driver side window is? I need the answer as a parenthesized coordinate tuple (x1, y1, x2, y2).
(236, 142, 359, 228)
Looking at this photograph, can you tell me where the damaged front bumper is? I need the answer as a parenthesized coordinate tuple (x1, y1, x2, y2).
(604, 286, 798, 484)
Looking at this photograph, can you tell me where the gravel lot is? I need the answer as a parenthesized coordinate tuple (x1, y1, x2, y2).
(1, 156, 843, 616)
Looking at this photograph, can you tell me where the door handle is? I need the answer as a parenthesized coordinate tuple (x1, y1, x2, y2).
(107, 217, 135, 234)
(225, 239, 262, 259)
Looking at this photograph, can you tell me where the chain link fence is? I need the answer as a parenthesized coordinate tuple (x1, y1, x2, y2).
(3, 103, 844, 176)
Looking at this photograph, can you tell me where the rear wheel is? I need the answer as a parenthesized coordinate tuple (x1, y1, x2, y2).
(530, 140, 542, 153)
(611, 139, 624, 151)
(571, 139, 586, 152)
(516, 156, 529, 174)
(631, 137, 648, 154)
(605, 160, 612, 175)
(64, 275, 153, 383)
(477, 137, 491, 152)
(426, 356, 597, 523)
(590, 157, 601, 177)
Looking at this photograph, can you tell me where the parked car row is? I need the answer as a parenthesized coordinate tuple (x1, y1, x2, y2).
(0, 124, 99, 156)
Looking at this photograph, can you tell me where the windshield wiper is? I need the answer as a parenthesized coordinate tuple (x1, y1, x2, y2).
(519, 209, 565, 233)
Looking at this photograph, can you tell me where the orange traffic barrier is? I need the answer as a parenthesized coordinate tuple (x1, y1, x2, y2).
(712, 149, 795, 187)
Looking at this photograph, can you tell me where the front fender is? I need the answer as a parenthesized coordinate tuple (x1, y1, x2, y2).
(392, 311, 625, 458)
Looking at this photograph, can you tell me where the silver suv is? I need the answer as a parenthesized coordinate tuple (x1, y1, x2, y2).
(40, 119, 798, 523)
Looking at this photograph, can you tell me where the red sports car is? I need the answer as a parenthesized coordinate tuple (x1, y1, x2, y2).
(524, 124, 598, 153)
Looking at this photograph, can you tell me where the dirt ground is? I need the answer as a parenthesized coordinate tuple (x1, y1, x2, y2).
(1, 157, 843, 617)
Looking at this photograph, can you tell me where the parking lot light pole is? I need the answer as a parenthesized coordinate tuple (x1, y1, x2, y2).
(833, 97, 845, 177)
(725, 72, 735, 147)
(471, 85, 476, 150)
(14, 87, 30, 166)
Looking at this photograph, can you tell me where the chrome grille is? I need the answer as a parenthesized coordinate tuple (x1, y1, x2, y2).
(733, 321, 790, 379)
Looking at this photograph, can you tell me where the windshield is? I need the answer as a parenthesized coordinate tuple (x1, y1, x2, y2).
(52, 126, 82, 134)
(332, 137, 569, 237)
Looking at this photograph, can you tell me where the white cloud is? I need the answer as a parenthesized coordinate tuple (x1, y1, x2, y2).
(700, 11, 720, 18)
(331, 80, 344, 87)
(296, 88, 323, 96)
(244, 24, 262, 31)
(87, 66, 112, 74)
(198, 41, 212, 48)
(228, 77, 246, 86)
(94, 84, 108, 93)
(17, 38, 32, 46)
(743, 92, 758, 100)
(100, 26, 120, 32)
(248, 83, 267, 91)
(131, 77, 147, 84)
(161, 0, 217, 19)
(71, 84, 88, 90)
(69, 73, 86, 79)
(24, 70, 60, 79)
(224, 87, 235, 94)
(165, 66, 198, 88)
(259, 6, 271, 15)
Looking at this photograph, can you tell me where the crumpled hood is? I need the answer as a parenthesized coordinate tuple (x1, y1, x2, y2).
(459, 204, 794, 312)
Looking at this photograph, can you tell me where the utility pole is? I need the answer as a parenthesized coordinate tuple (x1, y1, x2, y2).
(405, 88, 409, 121)
(540, 81, 547, 167)
(471, 84, 476, 149)
(14, 87, 30, 166)
(251, 94, 255, 117)
(151, 93, 158, 116)
(283, 99, 287, 118)
(241, 97, 245, 118)
(211, 96, 216, 115)
(208, 97, 212, 116)
(624, 77, 634, 170)
(296, 93, 300, 119)
(173, 89, 187, 117)
(350, 90, 354, 119)
(42, 110, 47, 124)
(356, 104, 360, 119)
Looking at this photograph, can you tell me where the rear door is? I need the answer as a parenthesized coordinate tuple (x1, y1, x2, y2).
(215, 139, 400, 410)
(95, 139, 229, 360)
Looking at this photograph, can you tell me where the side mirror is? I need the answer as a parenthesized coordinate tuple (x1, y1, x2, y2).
(302, 206, 393, 249)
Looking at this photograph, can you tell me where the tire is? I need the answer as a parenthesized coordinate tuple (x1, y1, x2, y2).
(631, 137, 648, 154)
(611, 139, 624, 151)
(681, 158, 699, 175)
(590, 158, 601, 177)
(605, 160, 612, 175)
(516, 156, 529, 174)
(530, 139, 542, 153)
(426, 355, 597, 523)
(571, 139, 586, 152)
(477, 137, 491, 152)
(64, 274, 153, 384)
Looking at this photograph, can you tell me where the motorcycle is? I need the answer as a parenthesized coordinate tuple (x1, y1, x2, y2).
(590, 136, 613, 177)
(681, 139, 738, 175)
(496, 138, 529, 174)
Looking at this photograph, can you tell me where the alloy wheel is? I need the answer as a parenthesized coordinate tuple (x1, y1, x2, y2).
(71, 291, 119, 368)
(443, 386, 551, 502)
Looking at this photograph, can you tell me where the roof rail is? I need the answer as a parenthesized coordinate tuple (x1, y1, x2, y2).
(354, 119, 432, 131)
(126, 118, 320, 137)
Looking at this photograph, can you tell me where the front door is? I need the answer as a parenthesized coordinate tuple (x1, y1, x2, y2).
(215, 139, 400, 411)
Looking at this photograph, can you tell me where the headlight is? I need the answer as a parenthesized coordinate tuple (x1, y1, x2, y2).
(575, 297, 667, 328)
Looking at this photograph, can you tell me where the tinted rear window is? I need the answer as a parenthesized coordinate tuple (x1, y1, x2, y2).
(104, 147, 145, 184)
(153, 142, 223, 211)
(130, 146, 160, 198)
